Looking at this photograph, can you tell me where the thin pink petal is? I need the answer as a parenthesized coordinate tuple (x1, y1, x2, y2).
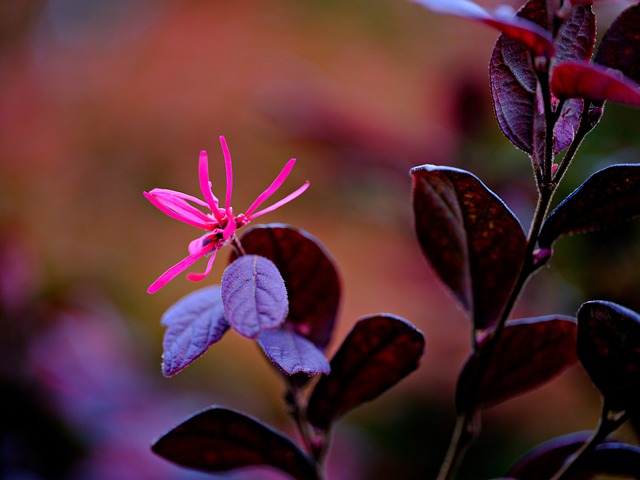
(247, 181, 310, 220)
(186, 249, 218, 282)
(150, 188, 210, 207)
(144, 191, 210, 229)
(219, 136, 233, 217)
(198, 150, 224, 222)
(243, 158, 297, 217)
(147, 245, 213, 294)
(147, 190, 216, 226)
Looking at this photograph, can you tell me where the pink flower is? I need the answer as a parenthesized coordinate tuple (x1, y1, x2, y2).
(144, 136, 309, 294)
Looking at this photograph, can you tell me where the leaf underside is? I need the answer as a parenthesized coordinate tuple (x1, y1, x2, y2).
(257, 328, 330, 376)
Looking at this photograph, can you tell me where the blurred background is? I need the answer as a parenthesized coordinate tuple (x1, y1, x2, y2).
(1, 1, 639, 479)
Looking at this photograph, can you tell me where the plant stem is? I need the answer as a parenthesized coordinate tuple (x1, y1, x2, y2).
(286, 380, 328, 480)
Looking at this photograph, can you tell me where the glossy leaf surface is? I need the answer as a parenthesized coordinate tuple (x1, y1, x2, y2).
(307, 315, 425, 430)
(539, 164, 640, 248)
(257, 328, 330, 376)
(221, 255, 288, 339)
(152, 407, 318, 480)
(233, 225, 340, 350)
(577, 300, 640, 411)
(507, 431, 616, 480)
(551, 60, 640, 106)
(411, 165, 526, 330)
(594, 3, 640, 85)
(412, 0, 554, 58)
(160, 286, 228, 377)
(456, 316, 578, 411)
(490, 1, 595, 154)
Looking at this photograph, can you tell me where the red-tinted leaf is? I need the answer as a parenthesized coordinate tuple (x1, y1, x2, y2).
(221, 255, 288, 339)
(538, 164, 640, 248)
(507, 431, 599, 480)
(411, 165, 526, 330)
(595, 3, 640, 85)
(257, 329, 330, 376)
(234, 225, 340, 350)
(577, 300, 640, 412)
(152, 407, 318, 480)
(160, 286, 229, 377)
(306, 315, 425, 430)
(456, 316, 578, 411)
(412, 0, 554, 58)
(551, 60, 640, 106)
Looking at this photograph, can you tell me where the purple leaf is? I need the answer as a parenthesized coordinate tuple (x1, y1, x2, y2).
(456, 316, 578, 412)
(577, 300, 640, 412)
(507, 431, 599, 480)
(595, 3, 640, 85)
(411, 165, 527, 330)
(152, 407, 319, 480)
(538, 164, 640, 249)
(221, 255, 288, 339)
(490, 1, 595, 154)
(257, 329, 330, 376)
(160, 286, 229, 377)
(412, 0, 555, 58)
(551, 60, 640, 107)
(584, 443, 640, 478)
(233, 224, 340, 350)
(307, 315, 425, 430)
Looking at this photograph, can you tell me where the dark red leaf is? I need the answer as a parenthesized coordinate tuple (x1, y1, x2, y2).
(583, 443, 640, 478)
(538, 164, 640, 249)
(595, 3, 640, 85)
(577, 300, 640, 412)
(233, 225, 340, 350)
(412, 0, 555, 58)
(221, 255, 288, 339)
(306, 315, 425, 430)
(152, 407, 318, 480)
(551, 60, 640, 106)
(160, 286, 229, 377)
(456, 316, 578, 412)
(490, 1, 595, 154)
(257, 328, 330, 376)
(411, 165, 526, 330)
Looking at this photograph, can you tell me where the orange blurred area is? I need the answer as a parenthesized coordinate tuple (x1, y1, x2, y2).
(1, 1, 637, 479)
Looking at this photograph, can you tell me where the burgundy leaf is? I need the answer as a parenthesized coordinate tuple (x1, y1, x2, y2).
(221, 255, 288, 339)
(233, 224, 340, 350)
(507, 431, 600, 480)
(551, 60, 640, 106)
(577, 300, 640, 412)
(456, 316, 578, 412)
(490, 1, 595, 154)
(306, 315, 425, 430)
(152, 407, 318, 480)
(412, 0, 555, 58)
(538, 164, 640, 248)
(595, 3, 640, 85)
(411, 165, 526, 330)
(160, 286, 229, 377)
(257, 329, 330, 376)
(583, 443, 640, 478)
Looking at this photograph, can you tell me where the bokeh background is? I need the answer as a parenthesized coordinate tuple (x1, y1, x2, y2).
(1, 1, 639, 479)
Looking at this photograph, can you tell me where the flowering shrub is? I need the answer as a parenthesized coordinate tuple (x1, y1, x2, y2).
(146, 1, 640, 478)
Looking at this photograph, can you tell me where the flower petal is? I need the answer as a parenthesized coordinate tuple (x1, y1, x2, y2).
(147, 244, 214, 294)
(198, 151, 224, 222)
(219, 136, 234, 219)
(186, 248, 218, 282)
(247, 181, 310, 220)
(244, 158, 299, 217)
(144, 191, 213, 229)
